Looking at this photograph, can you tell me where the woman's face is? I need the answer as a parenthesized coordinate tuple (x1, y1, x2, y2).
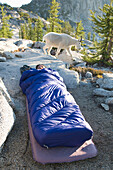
(36, 65, 45, 70)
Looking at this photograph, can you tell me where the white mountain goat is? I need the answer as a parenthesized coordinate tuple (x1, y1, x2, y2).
(43, 32, 81, 58)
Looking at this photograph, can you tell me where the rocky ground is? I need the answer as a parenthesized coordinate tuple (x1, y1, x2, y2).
(0, 40, 113, 169)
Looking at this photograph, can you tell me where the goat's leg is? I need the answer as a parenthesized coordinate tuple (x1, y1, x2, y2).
(55, 47, 61, 58)
(66, 47, 73, 59)
(43, 45, 48, 55)
(47, 47, 52, 55)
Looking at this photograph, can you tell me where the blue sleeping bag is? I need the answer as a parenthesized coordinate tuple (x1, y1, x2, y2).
(20, 68, 93, 148)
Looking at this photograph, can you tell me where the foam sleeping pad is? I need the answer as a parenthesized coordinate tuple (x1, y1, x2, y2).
(20, 68, 93, 148)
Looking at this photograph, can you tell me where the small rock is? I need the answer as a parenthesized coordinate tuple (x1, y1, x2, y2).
(96, 78, 103, 87)
(93, 63, 98, 67)
(80, 80, 91, 86)
(105, 97, 113, 104)
(15, 52, 23, 58)
(33, 41, 45, 49)
(3, 52, 15, 59)
(14, 39, 33, 48)
(0, 57, 6, 62)
(103, 73, 113, 79)
(93, 88, 113, 97)
(0, 38, 6, 41)
(76, 62, 86, 67)
(85, 71, 93, 78)
(101, 103, 109, 111)
(96, 75, 113, 90)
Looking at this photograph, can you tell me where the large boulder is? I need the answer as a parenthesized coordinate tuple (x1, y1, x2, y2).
(0, 39, 18, 52)
(75, 62, 86, 67)
(72, 51, 84, 64)
(57, 68, 80, 88)
(0, 93, 16, 153)
(0, 78, 16, 153)
(15, 52, 24, 58)
(57, 50, 74, 64)
(0, 78, 14, 108)
(96, 73, 113, 90)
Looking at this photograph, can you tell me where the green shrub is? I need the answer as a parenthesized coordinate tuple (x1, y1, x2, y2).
(80, 48, 87, 55)
(82, 55, 100, 65)
(71, 46, 77, 51)
(18, 11, 30, 20)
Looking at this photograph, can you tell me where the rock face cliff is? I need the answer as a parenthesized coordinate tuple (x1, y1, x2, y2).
(22, 0, 109, 33)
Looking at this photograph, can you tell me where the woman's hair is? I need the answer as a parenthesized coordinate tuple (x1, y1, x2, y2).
(36, 64, 46, 70)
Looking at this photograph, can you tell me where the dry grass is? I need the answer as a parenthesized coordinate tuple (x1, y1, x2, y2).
(70, 66, 112, 77)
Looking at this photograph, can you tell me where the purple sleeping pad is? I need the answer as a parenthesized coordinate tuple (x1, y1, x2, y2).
(20, 68, 93, 148)
(26, 100, 97, 164)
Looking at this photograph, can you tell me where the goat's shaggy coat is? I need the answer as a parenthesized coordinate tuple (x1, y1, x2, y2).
(43, 32, 81, 58)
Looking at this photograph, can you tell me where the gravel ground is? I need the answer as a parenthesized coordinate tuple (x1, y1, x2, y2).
(0, 51, 112, 170)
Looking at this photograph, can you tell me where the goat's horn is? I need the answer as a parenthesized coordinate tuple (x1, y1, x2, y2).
(79, 36, 82, 42)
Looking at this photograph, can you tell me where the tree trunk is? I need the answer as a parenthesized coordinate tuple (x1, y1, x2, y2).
(107, 29, 113, 57)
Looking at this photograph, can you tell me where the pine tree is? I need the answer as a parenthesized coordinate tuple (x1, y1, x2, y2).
(19, 29, 21, 38)
(47, 0, 63, 33)
(19, 17, 44, 41)
(34, 18, 44, 41)
(33, 24, 37, 41)
(22, 24, 27, 39)
(0, 29, 2, 38)
(62, 21, 75, 35)
(87, 32, 91, 40)
(19, 24, 23, 39)
(0, 6, 13, 38)
(89, 0, 113, 65)
(92, 33, 96, 42)
(28, 18, 33, 40)
(75, 20, 85, 39)
(25, 22, 29, 39)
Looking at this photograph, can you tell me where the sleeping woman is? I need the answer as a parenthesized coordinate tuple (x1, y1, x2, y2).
(20, 64, 93, 148)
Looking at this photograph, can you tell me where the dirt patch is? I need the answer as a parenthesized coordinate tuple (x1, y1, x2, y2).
(0, 51, 112, 169)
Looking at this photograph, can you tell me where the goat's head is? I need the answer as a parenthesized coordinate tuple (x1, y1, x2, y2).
(75, 36, 82, 51)
(76, 41, 81, 51)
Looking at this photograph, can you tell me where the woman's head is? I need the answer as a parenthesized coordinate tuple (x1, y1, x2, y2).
(36, 64, 46, 70)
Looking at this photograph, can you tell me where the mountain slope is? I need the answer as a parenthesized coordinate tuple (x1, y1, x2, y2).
(21, 0, 110, 33)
